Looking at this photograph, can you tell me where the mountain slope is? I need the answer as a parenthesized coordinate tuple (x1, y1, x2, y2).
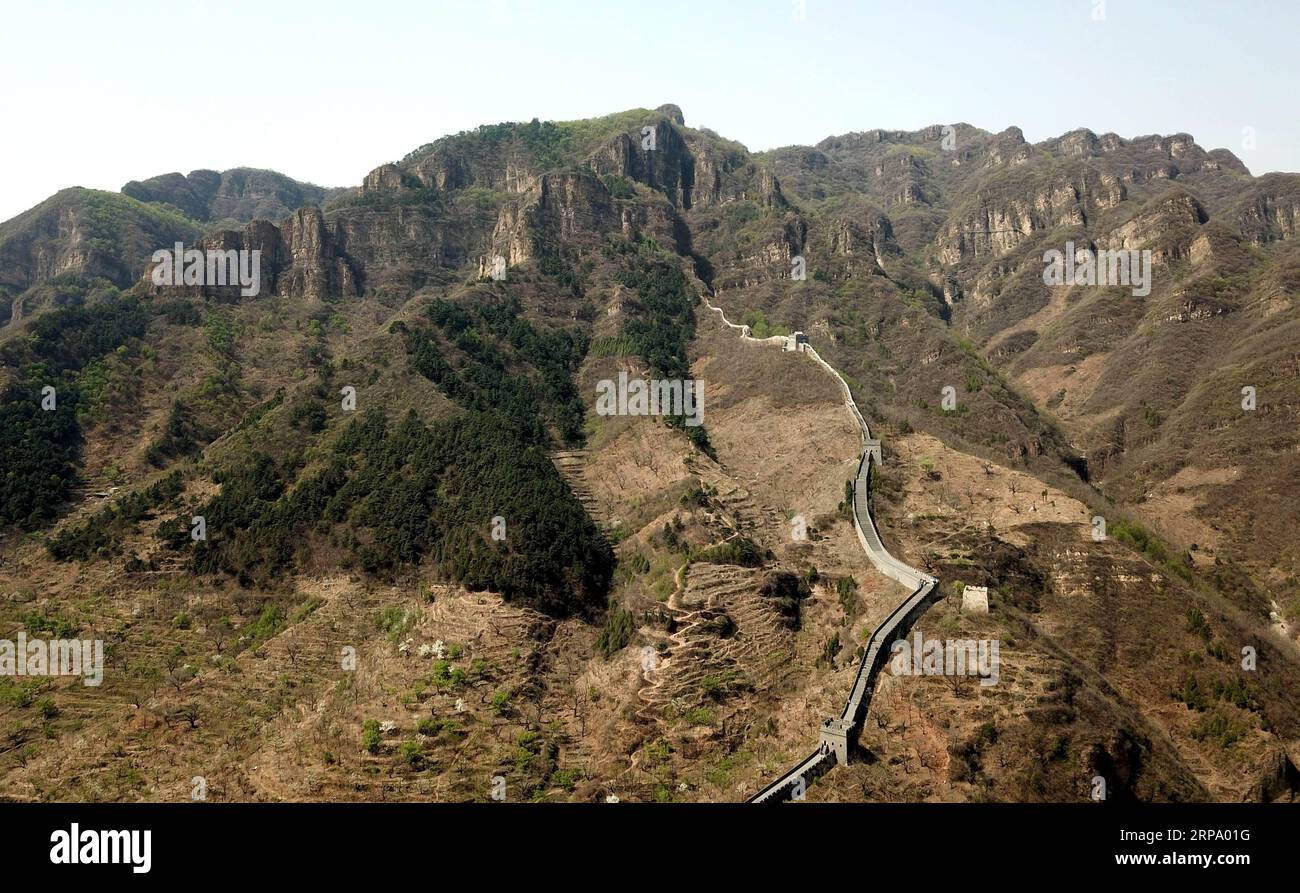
(0, 188, 199, 300)
(0, 105, 1296, 803)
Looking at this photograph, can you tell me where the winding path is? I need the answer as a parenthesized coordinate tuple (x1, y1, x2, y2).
(699, 298, 940, 803)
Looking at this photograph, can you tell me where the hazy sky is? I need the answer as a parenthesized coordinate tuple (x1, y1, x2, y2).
(2, 0, 1297, 223)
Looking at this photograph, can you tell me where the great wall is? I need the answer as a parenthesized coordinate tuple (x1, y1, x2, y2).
(697, 298, 941, 803)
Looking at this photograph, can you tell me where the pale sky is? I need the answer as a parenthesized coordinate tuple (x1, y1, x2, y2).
(2, 0, 1297, 223)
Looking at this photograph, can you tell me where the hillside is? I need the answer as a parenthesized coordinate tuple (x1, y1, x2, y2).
(0, 104, 1296, 803)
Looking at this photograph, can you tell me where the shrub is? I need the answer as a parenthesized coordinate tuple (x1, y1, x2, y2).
(836, 576, 858, 615)
(693, 537, 763, 567)
(361, 719, 382, 753)
(400, 740, 424, 767)
(490, 689, 511, 715)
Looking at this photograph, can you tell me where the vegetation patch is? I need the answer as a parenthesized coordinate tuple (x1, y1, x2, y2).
(172, 409, 612, 617)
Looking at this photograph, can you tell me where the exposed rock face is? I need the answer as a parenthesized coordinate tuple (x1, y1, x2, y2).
(522, 172, 617, 252)
(332, 110, 797, 297)
(337, 205, 481, 291)
(583, 120, 788, 212)
(1056, 128, 1102, 158)
(587, 120, 696, 208)
(686, 144, 786, 210)
(1101, 191, 1208, 263)
(820, 203, 896, 276)
(361, 164, 406, 194)
(141, 209, 358, 301)
(398, 142, 538, 195)
(1236, 174, 1300, 244)
(1036, 129, 1250, 176)
(279, 207, 359, 299)
(936, 166, 1128, 264)
(483, 171, 619, 268)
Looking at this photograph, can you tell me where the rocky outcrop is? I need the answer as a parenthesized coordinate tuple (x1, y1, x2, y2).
(279, 207, 360, 299)
(820, 202, 897, 275)
(486, 171, 619, 267)
(586, 120, 696, 208)
(656, 103, 685, 126)
(143, 208, 359, 301)
(1101, 190, 1208, 262)
(361, 164, 407, 194)
(1235, 174, 1300, 244)
(691, 151, 786, 210)
(1037, 129, 1250, 178)
(979, 127, 1032, 169)
(584, 120, 788, 212)
(122, 167, 340, 225)
(936, 165, 1128, 264)
(709, 215, 810, 292)
(393, 135, 539, 196)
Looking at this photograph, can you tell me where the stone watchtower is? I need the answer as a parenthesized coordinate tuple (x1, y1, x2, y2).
(961, 585, 989, 614)
(864, 438, 882, 465)
(820, 718, 854, 765)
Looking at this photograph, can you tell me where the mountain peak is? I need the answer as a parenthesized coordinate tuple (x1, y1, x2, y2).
(656, 103, 685, 126)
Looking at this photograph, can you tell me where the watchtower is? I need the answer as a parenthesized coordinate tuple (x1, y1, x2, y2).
(820, 717, 854, 765)
(961, 585, 989, 614)
(864, 438, 882, 465)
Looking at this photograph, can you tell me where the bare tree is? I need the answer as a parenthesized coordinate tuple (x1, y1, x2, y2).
(131, 661, 162, 709)
(108, 634, 129, 674)
(165, 646, 193, 693)
(168, 666, 193, 694)
(211, 617, 231, 655)
(163, 645, 184, 676)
